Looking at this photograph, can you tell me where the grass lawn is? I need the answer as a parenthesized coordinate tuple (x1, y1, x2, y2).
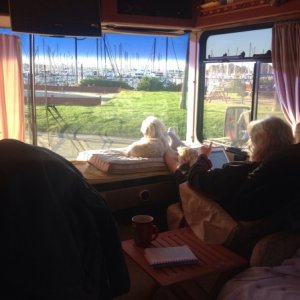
(35, 90, 283, 140)
(36, 90, 187, 139)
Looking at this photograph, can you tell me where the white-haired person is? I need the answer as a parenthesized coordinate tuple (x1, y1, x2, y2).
(165, 116, 300, 223)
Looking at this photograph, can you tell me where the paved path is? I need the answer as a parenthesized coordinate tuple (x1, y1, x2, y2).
(35, 132, 136, 160)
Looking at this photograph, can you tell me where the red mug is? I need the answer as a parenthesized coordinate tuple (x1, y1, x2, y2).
(132, 215, 159, 247)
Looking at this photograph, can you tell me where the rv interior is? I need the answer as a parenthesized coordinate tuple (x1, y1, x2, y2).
(1, 0, 300, 299)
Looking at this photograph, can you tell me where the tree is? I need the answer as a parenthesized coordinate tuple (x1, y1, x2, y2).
(226, 78, 248, 103)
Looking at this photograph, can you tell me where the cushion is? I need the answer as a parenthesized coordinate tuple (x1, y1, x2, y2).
(179, 182, 239, 244)
(250, 231, 300, 267)
(77, 149, 168, 174)
(167, 203, 185, 230)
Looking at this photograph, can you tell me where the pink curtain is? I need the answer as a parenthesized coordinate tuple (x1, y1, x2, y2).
(0, 34, 25, 141)
(272, 21, 300, 131)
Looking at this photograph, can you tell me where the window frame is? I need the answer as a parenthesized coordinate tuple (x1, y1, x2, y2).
(196, 23, 273, 145)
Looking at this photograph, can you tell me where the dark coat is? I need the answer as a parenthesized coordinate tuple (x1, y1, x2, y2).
(186, 144, 300, 224)
(230, 143, 300, 223)
(0, 139, 130, 300)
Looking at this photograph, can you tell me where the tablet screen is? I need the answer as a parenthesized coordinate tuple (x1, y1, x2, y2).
(209, 148, 229, 169)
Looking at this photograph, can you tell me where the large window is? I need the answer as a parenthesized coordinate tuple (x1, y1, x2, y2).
(1, 28, 189, 159)
(198, 26, 284, 149)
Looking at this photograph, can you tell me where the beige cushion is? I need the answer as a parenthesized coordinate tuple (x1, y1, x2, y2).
(167, 203, 185, 230)
(250, 231, 300, 267)
(179, 182, 239, 244)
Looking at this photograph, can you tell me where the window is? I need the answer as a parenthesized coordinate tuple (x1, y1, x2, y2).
(198, 26, 285, 149)
(1, 28, 189, 160)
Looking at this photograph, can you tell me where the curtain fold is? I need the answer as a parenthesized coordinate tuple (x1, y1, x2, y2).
(272, 21, 300, 131)
(0, 34, 25, 141)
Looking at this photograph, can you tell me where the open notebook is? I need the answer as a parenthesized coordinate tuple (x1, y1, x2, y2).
(144, 245, 198, 268)
(209, 146, 230, 169)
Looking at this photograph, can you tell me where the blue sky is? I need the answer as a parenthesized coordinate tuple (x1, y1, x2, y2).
(1, 27, 271, 59)
(1, 27, 271, 70)
(207, 28, 272, 57)
(0, 28, 189, 62)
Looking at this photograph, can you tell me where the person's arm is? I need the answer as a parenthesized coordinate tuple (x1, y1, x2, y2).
(164, 143, 214, 185)
(188, 156, 258, 204)
(165, 144, 258, 210)
(187, 153, 215, 192)
(187, 142, 214, 189)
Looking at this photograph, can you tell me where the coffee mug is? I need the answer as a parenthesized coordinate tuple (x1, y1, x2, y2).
(132, 215, 159, 247)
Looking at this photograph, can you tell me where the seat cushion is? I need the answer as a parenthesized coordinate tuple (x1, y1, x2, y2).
(250, 231, 300, 267)
(218, 247, 300, 300)
(179, 182, 239, 244)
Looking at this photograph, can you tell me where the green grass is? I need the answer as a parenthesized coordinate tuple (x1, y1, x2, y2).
(36, 90, 187, 139)
(202, 99, 284, 139)
(35, 90, 284, 140)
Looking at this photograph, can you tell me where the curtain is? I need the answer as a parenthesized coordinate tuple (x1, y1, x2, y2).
(272, 21, 300, 132)
(0, 34, 25, 141)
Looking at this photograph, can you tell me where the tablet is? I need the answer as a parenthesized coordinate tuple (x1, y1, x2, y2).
(209, 147, 230, 169)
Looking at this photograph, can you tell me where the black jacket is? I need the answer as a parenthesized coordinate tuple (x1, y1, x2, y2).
(185, 144, 300, 224)
(0, 139, 130, 300)
(230, 143, 300, 223)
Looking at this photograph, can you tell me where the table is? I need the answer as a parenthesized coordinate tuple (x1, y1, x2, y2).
(122, 227, 248, 287)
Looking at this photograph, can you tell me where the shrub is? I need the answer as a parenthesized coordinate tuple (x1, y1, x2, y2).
(137, 76, 182, 91)
(79, 77, 132, 89)
(164, 80, 182, 92)
(137, 76, 164, 91)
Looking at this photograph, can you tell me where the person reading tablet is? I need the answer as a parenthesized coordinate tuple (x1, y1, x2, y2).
(164, 116, 300, 222)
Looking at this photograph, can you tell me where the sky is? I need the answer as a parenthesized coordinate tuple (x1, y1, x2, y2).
(0, 27, 189, 70)
(206, 28, 272, 57)
(1, 27, 272, 71)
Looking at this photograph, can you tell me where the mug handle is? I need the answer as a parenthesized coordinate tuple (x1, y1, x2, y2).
(151, 225, 159, 241)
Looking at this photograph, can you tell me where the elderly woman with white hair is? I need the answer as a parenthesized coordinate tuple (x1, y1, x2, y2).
(165, 116, 299, 222)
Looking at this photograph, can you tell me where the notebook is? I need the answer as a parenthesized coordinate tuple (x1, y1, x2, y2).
(144, 245, 199, 268)
(209, 146, 230, 169)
